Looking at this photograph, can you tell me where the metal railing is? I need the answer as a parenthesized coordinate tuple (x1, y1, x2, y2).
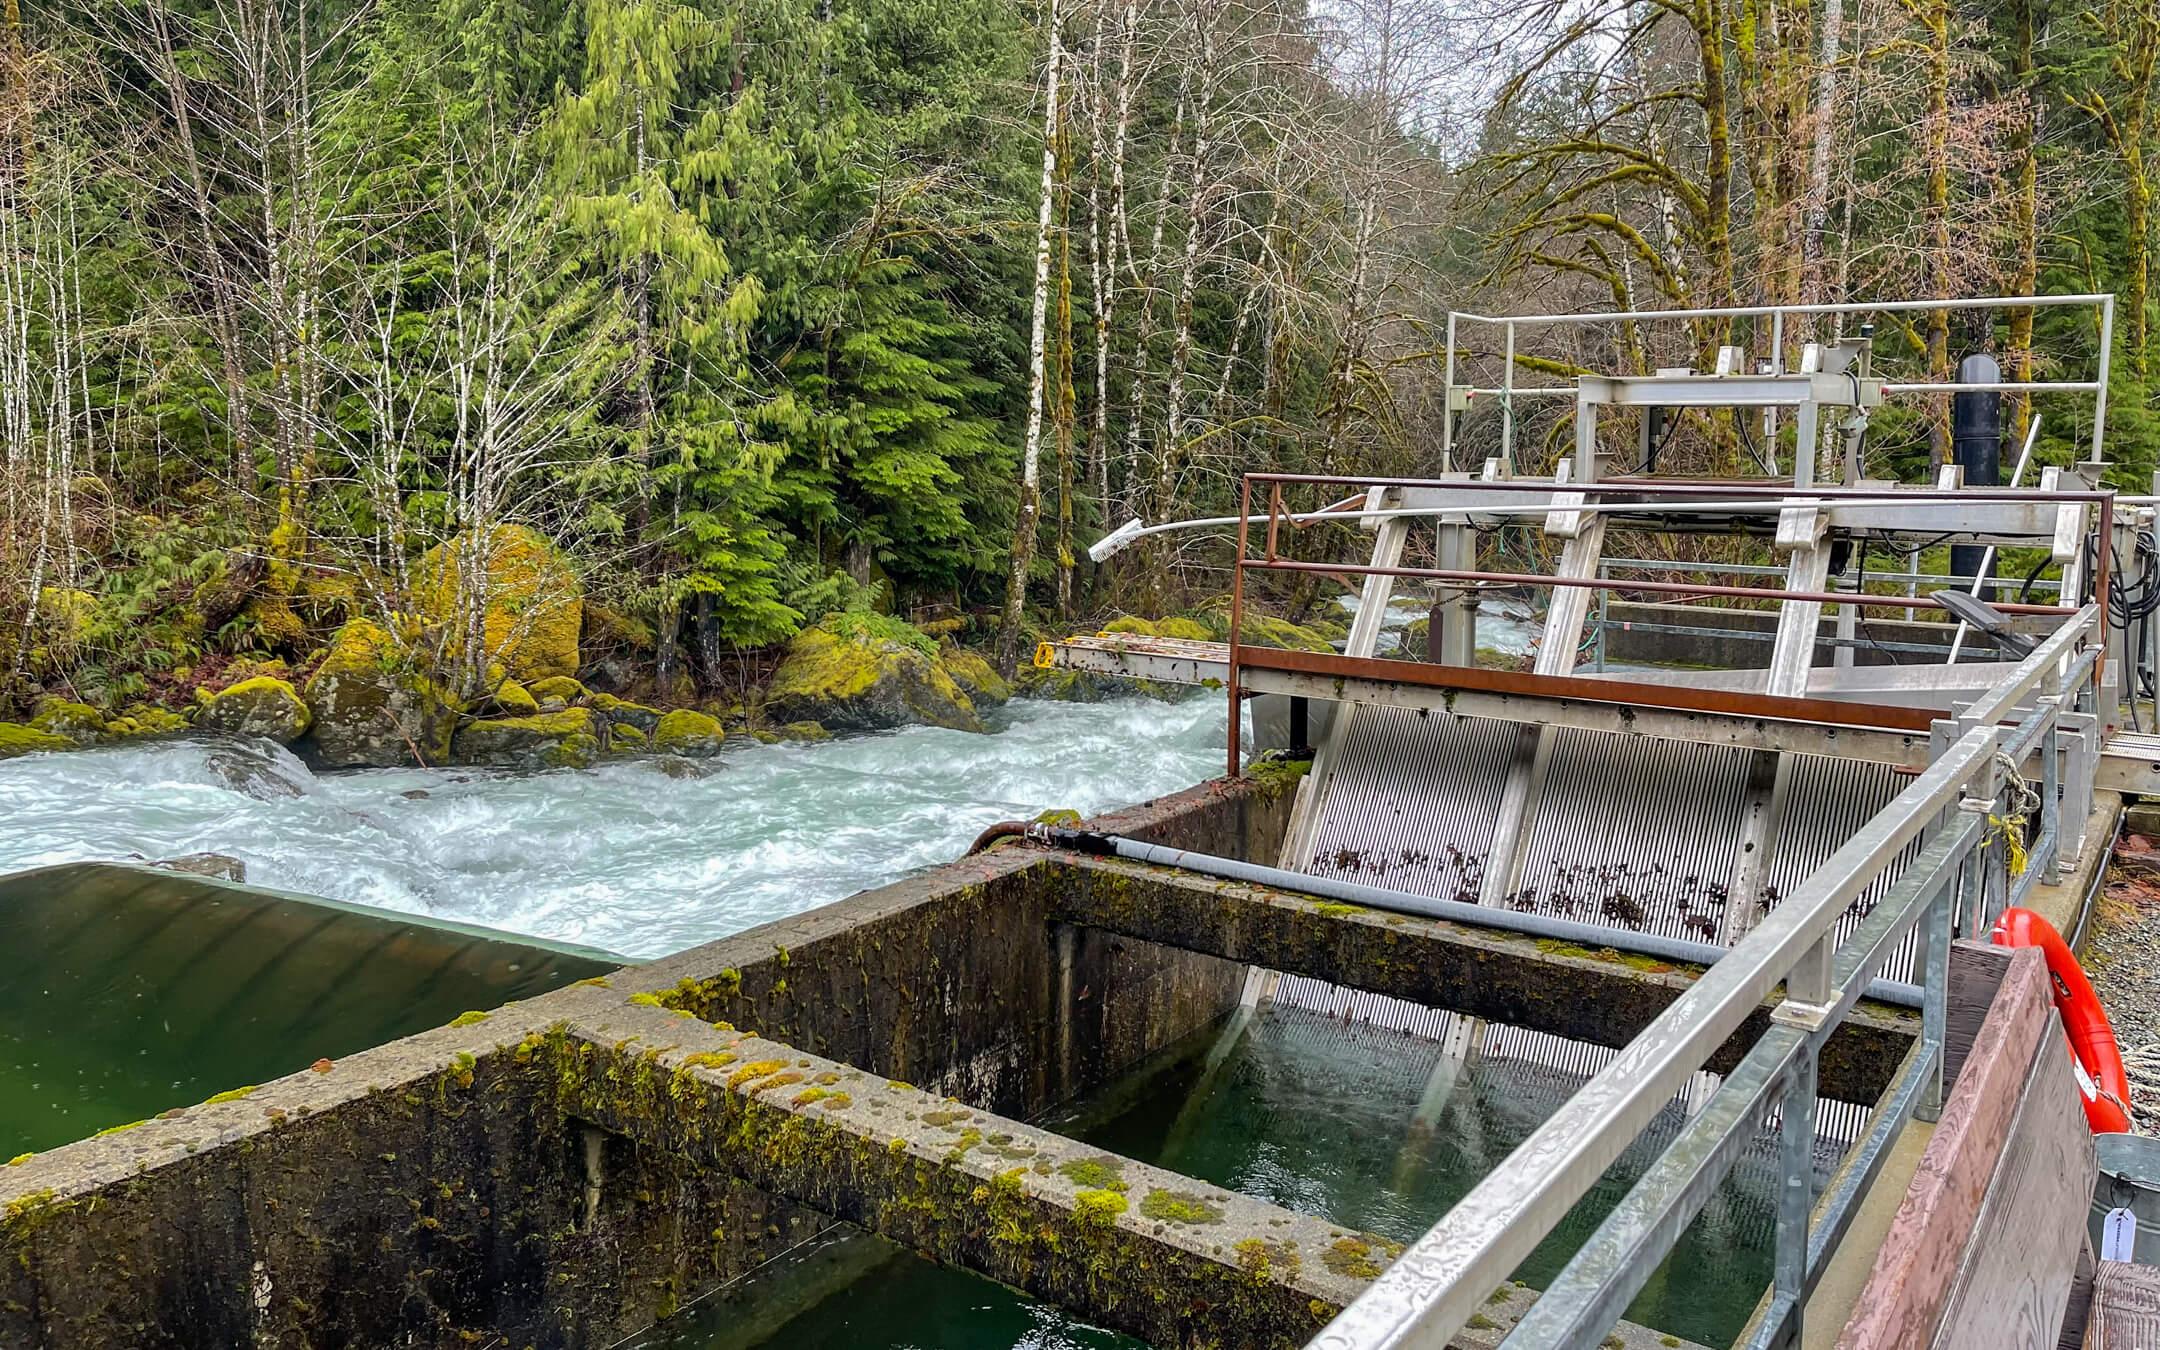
(1439, 295, 2115, 472)
(1304, 604, 2102, 1350)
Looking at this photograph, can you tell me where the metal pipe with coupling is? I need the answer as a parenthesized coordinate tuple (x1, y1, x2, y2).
(969, 822, 1924, 1010)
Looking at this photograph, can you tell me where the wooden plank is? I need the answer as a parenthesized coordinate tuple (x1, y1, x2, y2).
(1835, 947, 2055, 1349)
(2088, 1261, 2160, 1349)
(1944, 941, 2014, 1094)
(1929, 1028, 2094, 1347)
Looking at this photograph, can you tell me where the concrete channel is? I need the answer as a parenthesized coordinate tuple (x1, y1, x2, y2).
(1, 768, 1821, 1349)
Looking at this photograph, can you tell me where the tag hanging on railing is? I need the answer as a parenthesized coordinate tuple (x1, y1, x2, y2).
(2103, 1206, 2139, 1263)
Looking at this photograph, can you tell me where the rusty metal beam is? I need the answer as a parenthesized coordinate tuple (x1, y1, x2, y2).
(1234, 646, 1943, 735)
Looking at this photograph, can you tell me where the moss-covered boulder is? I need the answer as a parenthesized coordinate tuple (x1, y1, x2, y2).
(450, 708, 600, 771)
(527, 675, 587, 707)
(1099, 613, 1214, 644)
(108, 705, 190, 740)
(1014, 667, 1114, 703)
(0, 723, 73, 759)
(764, 615, 983, 734)
(941, 648, 1012, 707)
(481, 677, 541, 717)
(652, 708, 726, 758)
(30, 698, 105, 745)
(415, 524, 582, 683)
(608, 723, 649, 752)
(773, 720, 831, 743)
(196, 676, 312, 743)
(1238, 614, 1337, 653)
(300, 618, 459, 768)
(590, 692, 663, 734)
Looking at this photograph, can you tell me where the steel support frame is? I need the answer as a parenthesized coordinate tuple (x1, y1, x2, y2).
(1306, 727, 2001, 1350)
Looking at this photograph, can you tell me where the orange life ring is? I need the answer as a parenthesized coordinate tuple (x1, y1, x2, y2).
(1991, 906, 2134, 1134)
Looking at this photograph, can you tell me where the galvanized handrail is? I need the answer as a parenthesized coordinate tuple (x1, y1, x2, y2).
(1439, 295, 2115, 467)
(1305, 612, 2097, 1350)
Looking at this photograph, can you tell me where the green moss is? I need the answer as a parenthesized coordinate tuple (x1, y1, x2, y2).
(1313, 902, 1365, 919)
(652, 708, 726, 756)
(1138, 1188, 1223, 1224)
(680, 1051, 737, 1071)
(92, 1119, 146, 1138)
(1233, 1236, 1300, 1281)
(1531, 937, 1688, 975)
(1324, 1235, 1384, 1278)
(448, 1010, 490, 1028)
(1057, 1156, 1129, 1192)
(1238, 614, 1335, 653)
(1073, 1188, 1128, 1227)
(629, 991, 667, 1007)
(1247, 756, 1314, 792)
(1660, 1338, 1682, 1348)
(5, 1154, 31, 1166)
(196, 677, 310, 740)
(941, 648, 1012, 704)
(727, 1059, 788, 1090)
(0, 722, 73, 759)
(528, 675, 587, 703)
(819, 1092, 853, 1110)
(792, 1087, 830, 1106)
(451, 708, 601, 769)
(1466, 1313, 1498, 1331)
(825, 610, 937, 658)
(203, 1085, 258, 1105)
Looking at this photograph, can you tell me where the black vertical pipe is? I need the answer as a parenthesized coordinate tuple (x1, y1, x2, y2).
(1949, 353, 2003, 598)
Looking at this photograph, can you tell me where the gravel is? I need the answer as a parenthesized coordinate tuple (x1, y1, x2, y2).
(2085, 842, 2160, 1132)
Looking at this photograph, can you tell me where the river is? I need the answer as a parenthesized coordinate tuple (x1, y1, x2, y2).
(0, 599, 1541, 960)
(0, 695, 1232, 959)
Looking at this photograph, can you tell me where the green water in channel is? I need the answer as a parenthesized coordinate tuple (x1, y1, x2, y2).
(0, 862, 617, 1154)
(630, 1005, 1802, 1350)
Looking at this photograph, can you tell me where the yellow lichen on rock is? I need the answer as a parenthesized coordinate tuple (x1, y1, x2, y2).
(764, 615, 983, 734)
(652, 708, 726, 757)
(0, 723, 74, 759)
(196, 676, 312, 743)
(414, 524, 583, 683)
(450, 708, 600, 770)
(941, 648, 1012, 706)
(300, 618, 459, 768)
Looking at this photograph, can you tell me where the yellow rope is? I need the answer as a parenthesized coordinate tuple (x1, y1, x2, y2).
(1988, 813, 2029, 878)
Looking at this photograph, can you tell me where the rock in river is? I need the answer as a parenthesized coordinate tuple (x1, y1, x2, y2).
(301, 619, 459, 768)
(196, 676, 312, 743)
(450, 708, 602, 771)
(763, 615, 982, 734)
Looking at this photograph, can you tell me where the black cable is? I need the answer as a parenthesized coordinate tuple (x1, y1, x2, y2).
(1853, 540, 1906, 665)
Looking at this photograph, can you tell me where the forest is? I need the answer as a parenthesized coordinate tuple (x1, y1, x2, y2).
(0, 0, 2153, 757)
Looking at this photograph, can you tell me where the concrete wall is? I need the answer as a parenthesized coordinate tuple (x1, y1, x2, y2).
(0, 772, 1300, 1350)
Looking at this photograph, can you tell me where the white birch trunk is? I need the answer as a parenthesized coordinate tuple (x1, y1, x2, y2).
(996, 0, 1065, 676)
